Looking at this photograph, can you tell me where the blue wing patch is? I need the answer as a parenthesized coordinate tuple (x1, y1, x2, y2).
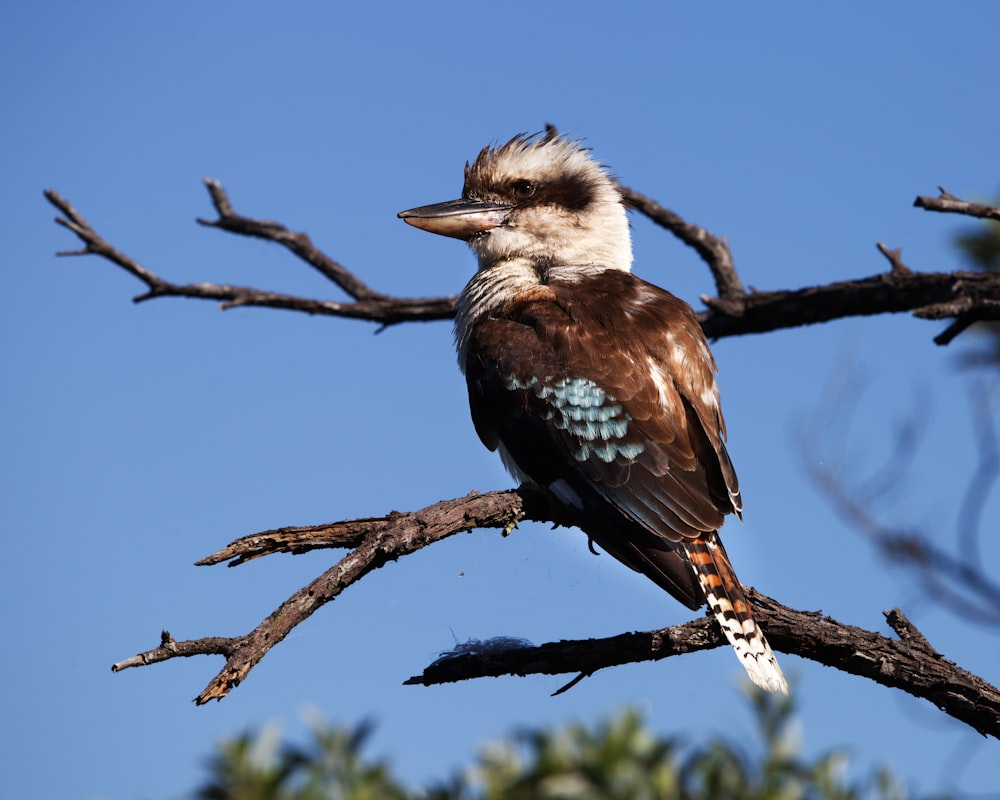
(506, 375, 645, 463)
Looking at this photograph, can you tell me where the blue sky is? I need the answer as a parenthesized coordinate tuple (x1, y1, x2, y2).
(3, 3, 999, 797)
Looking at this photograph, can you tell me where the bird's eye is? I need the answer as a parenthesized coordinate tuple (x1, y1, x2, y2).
(512, 180, 536, 199)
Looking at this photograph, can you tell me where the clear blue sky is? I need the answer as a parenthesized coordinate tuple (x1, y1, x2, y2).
(3, 3, 998, 797)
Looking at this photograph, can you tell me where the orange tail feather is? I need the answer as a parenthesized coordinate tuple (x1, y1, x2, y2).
(683, 534, 788, 694)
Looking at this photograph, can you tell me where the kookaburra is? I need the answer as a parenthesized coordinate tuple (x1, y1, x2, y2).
(399, 130, 787, 694)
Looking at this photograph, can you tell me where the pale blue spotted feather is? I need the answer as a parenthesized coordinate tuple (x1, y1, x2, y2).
(505, 375, 645, 463)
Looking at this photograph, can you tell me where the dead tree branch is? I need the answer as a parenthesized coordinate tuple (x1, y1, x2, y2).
(110, 489, 1000, 737)
(112, 489, 556, 704)
(915, 188, 1000, 222)
(407, 591, 1000, 740)
(45, 185, 1000, 342)
(698, 267, 1000, 343)
(618, 185, 745, 301)
(45, 186, 456, 325)
(196, 178, 386, 299)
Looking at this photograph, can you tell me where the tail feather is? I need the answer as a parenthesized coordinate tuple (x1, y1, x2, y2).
(682, 535, 788, 694)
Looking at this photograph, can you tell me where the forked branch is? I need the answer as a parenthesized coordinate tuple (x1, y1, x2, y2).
(112, 489, 553, 703)
(109, 489, 1000, 737)
(45, 185, 455, 325)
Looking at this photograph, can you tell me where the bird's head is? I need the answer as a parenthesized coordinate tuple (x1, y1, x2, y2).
(398, 129, 633, 276)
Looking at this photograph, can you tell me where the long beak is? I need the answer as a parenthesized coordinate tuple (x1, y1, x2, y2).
(397, 198, 511, 240)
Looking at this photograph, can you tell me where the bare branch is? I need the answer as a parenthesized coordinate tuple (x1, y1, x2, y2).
(45, 187, 456, 326)
(914, 188, 1000, 221)
(875, 241, 913, 276)
(409, 612, 722, 692)
(195, 489, 548, 568)
(932, 312, 1000, 347)
(112, 490, 552, 704)
(47, 184, 1000, 343)
(112, 631, 238, 672)
(884, 607, 936, 653)
(405, 589, 1000, 740)
(197, 178, 387, 300)
(47, 189, 172, 290)
(698, 268, 1000, 342)
(620, 185, 746, 301)
(110, 488, 1000, 738)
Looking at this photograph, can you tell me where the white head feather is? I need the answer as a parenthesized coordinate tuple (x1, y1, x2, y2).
(461, 131, 633, 277)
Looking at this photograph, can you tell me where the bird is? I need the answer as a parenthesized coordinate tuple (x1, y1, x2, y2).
(398, 129, 788, 694)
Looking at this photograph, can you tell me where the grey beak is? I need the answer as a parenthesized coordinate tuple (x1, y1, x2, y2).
(398, 198, 511, 240)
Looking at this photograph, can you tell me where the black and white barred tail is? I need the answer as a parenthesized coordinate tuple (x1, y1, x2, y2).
(682, 534, 788, 694)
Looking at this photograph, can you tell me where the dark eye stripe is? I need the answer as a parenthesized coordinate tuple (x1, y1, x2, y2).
(527, 173, 597, 211)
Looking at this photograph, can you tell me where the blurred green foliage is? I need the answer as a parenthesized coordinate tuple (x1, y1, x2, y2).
(192, 688, 948, 800)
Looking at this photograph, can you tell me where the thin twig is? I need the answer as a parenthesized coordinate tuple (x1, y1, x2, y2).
(47, 189, 171, 291)
(197, 178, 387, 300)
(876, 242, 913, 276)
(914, 189, 1000, 221)
(112, 631, 238, 672)
(932, 306, 1000, 346)
(884, 608, 936, 654)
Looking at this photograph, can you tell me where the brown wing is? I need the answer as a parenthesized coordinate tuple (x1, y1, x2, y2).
(464, 270, 741, 609)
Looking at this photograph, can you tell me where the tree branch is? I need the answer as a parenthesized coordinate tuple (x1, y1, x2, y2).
(619, 185, 745, 300)
(407, 590, 1000, 740)
(111, 489, 556, 704)
(914, 188, 1000, 222)
(110, 489, 1000, 737)
(45, 184, 1000, 343)
(697, 267, 1000, 342)
(195, 178, 386, 301)
(44, 186, 456, 326)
